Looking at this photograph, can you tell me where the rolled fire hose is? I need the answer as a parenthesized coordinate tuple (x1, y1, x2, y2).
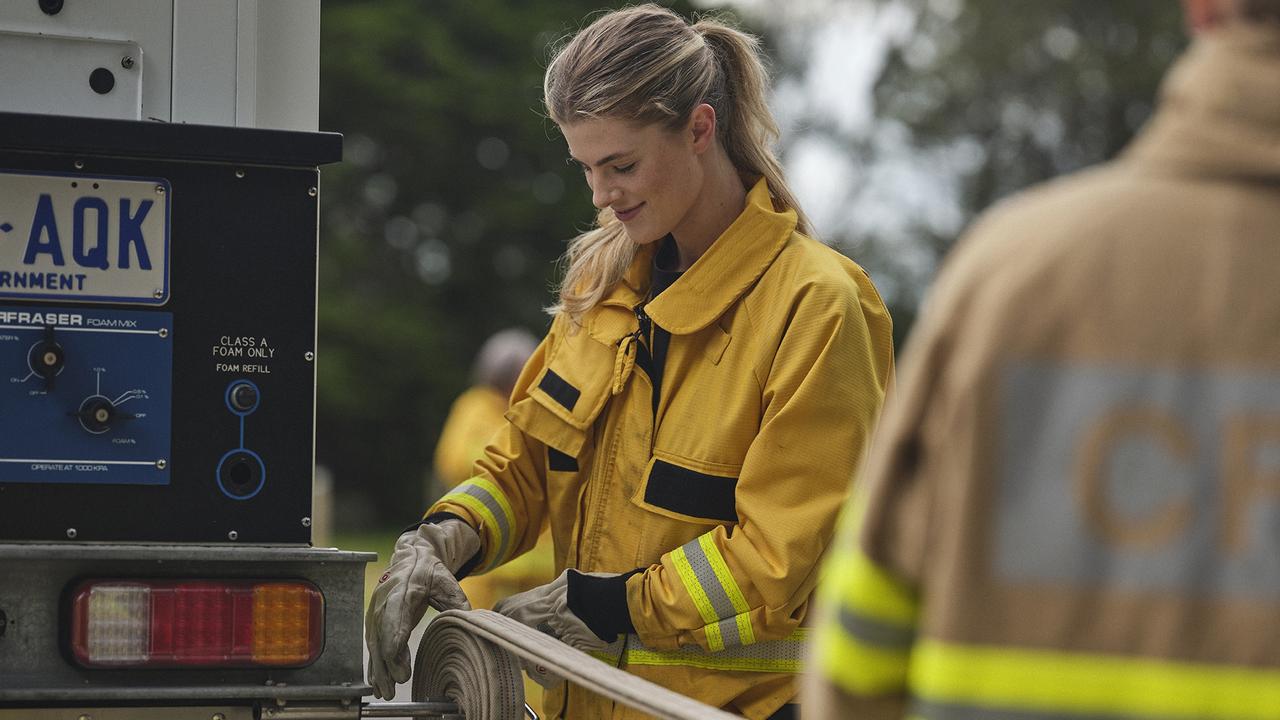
(412, 609, 742, 720)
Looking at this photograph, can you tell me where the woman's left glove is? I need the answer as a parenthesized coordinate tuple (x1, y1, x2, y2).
(494, 568, 639, 687)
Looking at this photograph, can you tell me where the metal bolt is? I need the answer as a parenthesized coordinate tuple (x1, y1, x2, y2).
(235, 169, 245, 179)
(301, 517, 312, 528)
(155, 459, 167, 470)
(66, 528, 77, 539)
(212, 715, 225, 720)
(74, 160, 84, 170)
(228, 530, 239, 541)
(304, 351, 315, 362)
(307, 186, 317, 197)
(77, 715, 90, 720)
(121, 56, 135, 70)
(155, 185, 166, 195)
(153, 289, 164, 300)
(158, 327, 169, 338)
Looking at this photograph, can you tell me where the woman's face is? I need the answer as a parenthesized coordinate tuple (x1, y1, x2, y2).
(561, 117, 703, 246)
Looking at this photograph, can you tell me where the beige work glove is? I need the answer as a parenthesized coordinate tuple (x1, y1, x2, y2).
(493, 569, 615, 689)
(365, 519, 481, 699)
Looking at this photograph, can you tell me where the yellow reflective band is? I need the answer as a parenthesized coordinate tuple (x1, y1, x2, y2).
(698, 534, 748, 613)
(704, 619, 726, 652)
(814, 613, 910, 696)
(735, 612, 755, 648)
(697, 533, 756, 646)
(829, 548, 918, 626)
(466, 477, 517, 545)
(440, 492, 505, 570)
(670, 544, 720, 627)
(623, 630, 809, 673)
(438, 477, 520, 570)
(912, 640, 1280, 719)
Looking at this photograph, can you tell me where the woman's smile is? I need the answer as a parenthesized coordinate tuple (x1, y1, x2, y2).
(614, 202, 645, 222)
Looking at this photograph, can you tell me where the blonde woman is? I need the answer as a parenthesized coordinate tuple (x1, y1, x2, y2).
(366, 5, 894, 718)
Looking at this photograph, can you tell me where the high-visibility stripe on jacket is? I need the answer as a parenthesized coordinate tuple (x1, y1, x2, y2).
(437, 477, 517, 572)
(669, 532, 756, 651)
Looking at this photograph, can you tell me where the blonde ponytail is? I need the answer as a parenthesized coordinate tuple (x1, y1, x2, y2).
(544, 5, 809, 323)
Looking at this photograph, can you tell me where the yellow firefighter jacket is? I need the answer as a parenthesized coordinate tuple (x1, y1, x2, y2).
(809, 23, 1280, 720)
(431, 178, 894, 718)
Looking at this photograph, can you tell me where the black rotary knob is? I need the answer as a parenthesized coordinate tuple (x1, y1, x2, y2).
(76, 396, 117, 434)
(28, 326, 65, 391)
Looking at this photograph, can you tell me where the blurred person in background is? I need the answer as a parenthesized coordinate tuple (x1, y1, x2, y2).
(366, 4, 894, 718)
(432, 327, 539, 501)
(805, 0, 1280, 717)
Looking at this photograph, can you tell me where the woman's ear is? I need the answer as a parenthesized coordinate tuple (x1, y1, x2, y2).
(688, 103, 717, 154)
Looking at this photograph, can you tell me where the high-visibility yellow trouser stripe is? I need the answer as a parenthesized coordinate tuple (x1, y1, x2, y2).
(912, 640, 1280, 720)
(437, 477, 516, 570)
(621, 629, 808, 673)
(669, 532, 755, 651)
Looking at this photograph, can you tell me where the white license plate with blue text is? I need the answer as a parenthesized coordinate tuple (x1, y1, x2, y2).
(0, 171, 170, 304)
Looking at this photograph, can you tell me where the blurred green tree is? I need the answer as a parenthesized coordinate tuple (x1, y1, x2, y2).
(317, 0, 698, 527)
(759, 0, 1187, 345)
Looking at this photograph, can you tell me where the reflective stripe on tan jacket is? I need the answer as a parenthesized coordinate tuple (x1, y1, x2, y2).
(809, 24, 1280, 720)
(432, 178, 893, 719)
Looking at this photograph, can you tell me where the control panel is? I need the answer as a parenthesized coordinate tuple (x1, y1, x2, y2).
(0, 112, 340, 544)
(0, 305, 172, 485)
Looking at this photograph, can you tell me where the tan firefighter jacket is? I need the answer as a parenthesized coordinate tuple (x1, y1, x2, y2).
(431, 178, 894, 718)
(809, 23, 1280, 720)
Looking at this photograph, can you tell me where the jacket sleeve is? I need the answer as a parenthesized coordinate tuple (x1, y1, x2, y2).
(626, 273, 895, 652)
(425, 320, 562, 575)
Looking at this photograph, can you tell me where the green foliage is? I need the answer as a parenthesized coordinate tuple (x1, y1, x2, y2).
(317, 0, 699, 527)
(767, 0, 1187, 348)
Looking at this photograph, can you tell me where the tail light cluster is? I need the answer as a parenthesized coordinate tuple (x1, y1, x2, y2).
(69, 579, 323, 668)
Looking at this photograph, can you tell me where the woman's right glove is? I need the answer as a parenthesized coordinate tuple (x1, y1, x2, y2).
(364, 519, 481, 699)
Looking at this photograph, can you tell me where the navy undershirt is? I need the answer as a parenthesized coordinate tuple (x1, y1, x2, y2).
(640, 236, 682, 419)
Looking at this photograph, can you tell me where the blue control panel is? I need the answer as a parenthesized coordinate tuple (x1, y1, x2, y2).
(0, 304, 172, 485)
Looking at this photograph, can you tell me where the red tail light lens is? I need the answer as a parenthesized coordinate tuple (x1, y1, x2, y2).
(69, 579, 323, 668)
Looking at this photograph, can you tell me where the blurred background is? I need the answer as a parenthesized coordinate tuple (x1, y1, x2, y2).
(315, 0, 1188, 554)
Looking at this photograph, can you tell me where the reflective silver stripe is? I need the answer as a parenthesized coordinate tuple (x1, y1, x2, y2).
(444, 482, 511, 568)
(680, 530, 742, 620)
(912, 700, 1151, 720)
(621, 631, 807, 673)
(711, 615, 741, 649)
(838, 606, 915, 649)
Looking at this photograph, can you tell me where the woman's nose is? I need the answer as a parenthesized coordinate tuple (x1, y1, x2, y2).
(592, 183, 620, 210)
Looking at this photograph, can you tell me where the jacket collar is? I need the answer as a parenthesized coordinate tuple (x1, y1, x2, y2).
(614, 177, 796, 336)
(1125, 23, 1280, 181)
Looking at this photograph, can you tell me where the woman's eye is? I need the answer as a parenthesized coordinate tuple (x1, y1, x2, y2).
(614, 163, 636, 174)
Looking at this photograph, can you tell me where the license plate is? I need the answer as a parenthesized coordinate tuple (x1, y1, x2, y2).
(0, 171, 170, 305)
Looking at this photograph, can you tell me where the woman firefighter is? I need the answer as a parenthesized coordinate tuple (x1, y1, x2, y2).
(365, 5, 894, 717)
